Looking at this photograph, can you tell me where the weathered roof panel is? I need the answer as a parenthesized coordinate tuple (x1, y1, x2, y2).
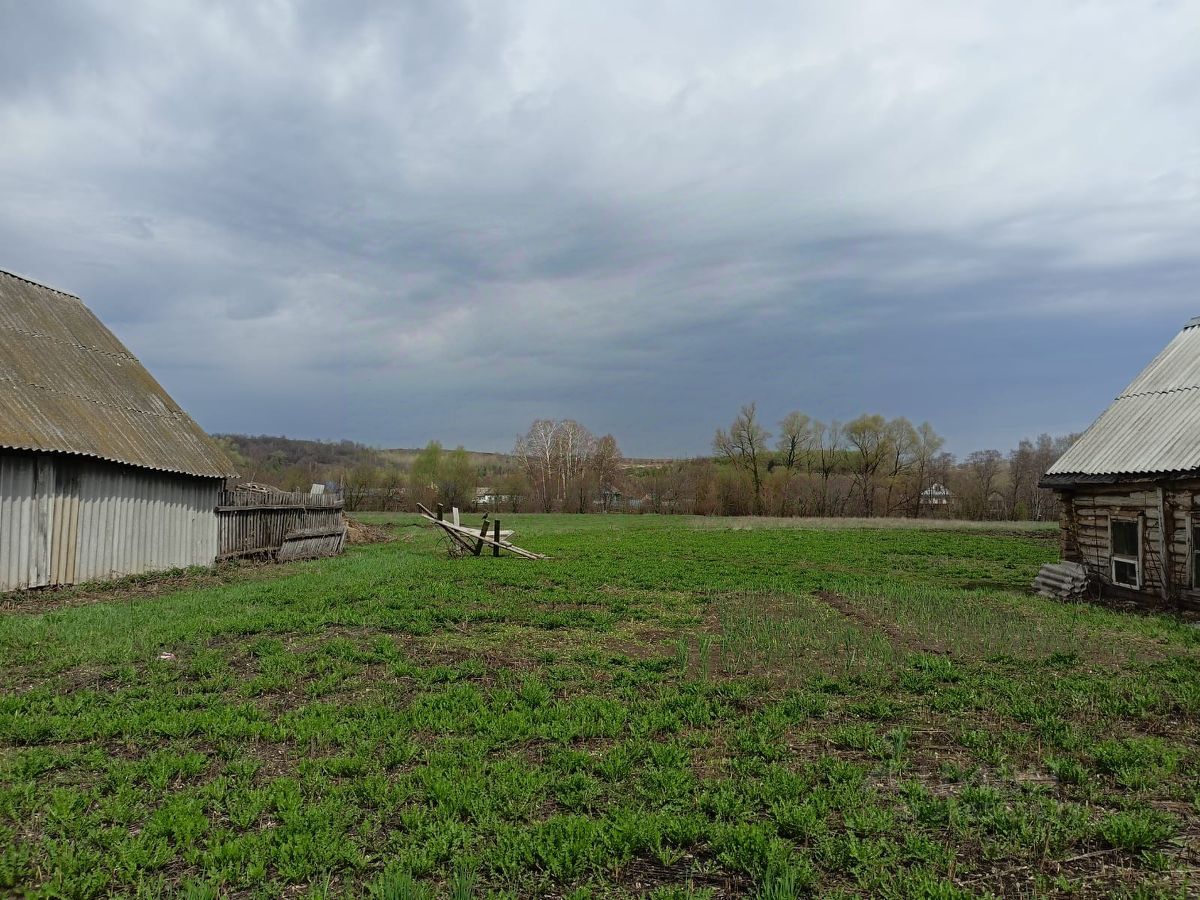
(1045, 320, 1200, 481)
(0, 269, 236, 478)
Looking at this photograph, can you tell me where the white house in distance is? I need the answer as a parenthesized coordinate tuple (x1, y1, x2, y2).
(0, 269, 237, 591)
(919, 482, 952, 513)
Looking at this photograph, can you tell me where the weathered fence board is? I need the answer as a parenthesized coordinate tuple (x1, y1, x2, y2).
(216, 488, 346, 561)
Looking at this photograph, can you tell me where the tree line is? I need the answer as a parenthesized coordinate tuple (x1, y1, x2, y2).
(701, 403, 1073, 519)
(216, 408, 1077, 520)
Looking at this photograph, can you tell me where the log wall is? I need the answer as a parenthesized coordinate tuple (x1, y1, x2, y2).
(1059, 480, 1200, 611)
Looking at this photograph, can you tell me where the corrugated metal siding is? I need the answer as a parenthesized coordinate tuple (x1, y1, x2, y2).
(0, 451, 220, 591)
(0, 269, 236, 478)
(1047, 322, 1200, 478)
(0, 455, 43, 590)
(71, 459, 219, 582)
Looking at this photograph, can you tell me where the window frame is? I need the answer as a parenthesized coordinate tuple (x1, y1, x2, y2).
(1191, 521, 1200, 590)
(1109, 515, 1142, 590)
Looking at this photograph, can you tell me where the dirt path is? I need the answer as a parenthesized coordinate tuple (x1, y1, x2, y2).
(815, 588, 952, 655)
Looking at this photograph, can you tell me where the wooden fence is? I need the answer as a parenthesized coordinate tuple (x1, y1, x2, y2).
(216, 488, 346, 561)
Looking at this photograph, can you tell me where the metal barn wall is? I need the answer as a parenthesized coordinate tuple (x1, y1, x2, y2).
(0, 451, 221, 591)
(0, 454, 47, 590)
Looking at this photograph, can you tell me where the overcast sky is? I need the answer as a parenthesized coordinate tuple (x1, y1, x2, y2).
(3, 1, 1199, 457)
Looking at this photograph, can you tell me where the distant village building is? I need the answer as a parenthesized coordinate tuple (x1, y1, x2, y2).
(1040, 316, 1200, 610)
(0, 270, 237, 590)
(476, 487, 520, 509)
(919, 483, 953, 514)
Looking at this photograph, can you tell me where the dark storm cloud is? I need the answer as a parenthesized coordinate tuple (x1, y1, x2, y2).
(1, 1, 1198, 456)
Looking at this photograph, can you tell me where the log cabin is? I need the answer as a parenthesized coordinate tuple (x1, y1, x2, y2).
(1040, 316, 1200, 611)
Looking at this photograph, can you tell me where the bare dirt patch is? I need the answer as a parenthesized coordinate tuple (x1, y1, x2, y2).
(610, 854, 751, 898)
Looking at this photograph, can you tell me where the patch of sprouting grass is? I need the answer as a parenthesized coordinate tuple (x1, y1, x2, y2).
(1092, 737, 1183, 790)
(712, 591, 899, 682)
(1097, 809, 1178, 853)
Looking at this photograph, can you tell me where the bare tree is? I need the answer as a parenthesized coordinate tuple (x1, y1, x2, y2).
(962, 449, 1003, 519)
(910, 422, 945, 517)
(515, 420, 559, 512)
(591, 434, 624, 511)
(882, 417, 918, 515)
(340, 464, 377, 512)
(1008, 431, 1079, 521)
(776, 411, 814, 471)
(713, 403, 771, 514)
(555, 420, 596, 512)
(844, 414, 889, 516)
(814, 419, 845, 516)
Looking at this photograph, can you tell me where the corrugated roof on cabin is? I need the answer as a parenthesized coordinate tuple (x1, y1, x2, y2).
(1044, 318, 1200, 484)
(0, 269, 236, 478)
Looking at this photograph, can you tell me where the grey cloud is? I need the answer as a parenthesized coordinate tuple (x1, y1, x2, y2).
(1, 0, 1198, 456)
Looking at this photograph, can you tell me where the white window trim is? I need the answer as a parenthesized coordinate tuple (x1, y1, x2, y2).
(1109, 515, 1142, 590)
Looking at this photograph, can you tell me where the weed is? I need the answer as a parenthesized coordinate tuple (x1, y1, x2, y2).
(1098, 810, 1177, 853)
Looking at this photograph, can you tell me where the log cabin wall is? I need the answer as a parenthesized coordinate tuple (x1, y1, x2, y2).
(1060, 480, 1200, 612)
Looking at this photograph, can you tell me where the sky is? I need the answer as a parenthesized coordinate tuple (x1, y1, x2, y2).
(2, 1, 1199, 458)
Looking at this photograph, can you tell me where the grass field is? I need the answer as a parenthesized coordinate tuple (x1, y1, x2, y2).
(2, 515, 1198, 898)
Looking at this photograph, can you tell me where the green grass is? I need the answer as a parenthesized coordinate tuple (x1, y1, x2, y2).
(2, 515, 1198, 897)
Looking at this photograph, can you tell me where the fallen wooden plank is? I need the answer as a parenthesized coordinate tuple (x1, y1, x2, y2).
(284, 525, 349, 541)
(416, 505, 546, 559)
(278, 525, 349, 562)
(216, 504, 310, 512)
(429, 519, 515, 541)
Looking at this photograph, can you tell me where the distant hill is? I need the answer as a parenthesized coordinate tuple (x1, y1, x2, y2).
(213, 434, 391, 472)
(214, 434, 674, 485)
(379, 447, 514, 468)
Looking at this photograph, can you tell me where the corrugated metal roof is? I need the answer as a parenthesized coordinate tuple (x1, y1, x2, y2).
(1046, 319, 1200, 481)
(0, 269, 236, 478)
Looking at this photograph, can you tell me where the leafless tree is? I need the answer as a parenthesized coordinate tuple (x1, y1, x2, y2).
(961, 449, 1003, 519)
(814, 419, 845, 516)
(591, 434, 624, 511)
(776, 411, 815, 471)
(713, 403, 771, 514)
(555, 420, 597, 512)
(844, 414, 889, 516)
(515, 419, 559, 512)
(909, 422, 945, 517)
(340, 464, 377, 512)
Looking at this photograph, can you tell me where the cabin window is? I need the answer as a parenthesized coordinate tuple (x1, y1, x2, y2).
(1193, 524, 1200, 589)
(1110, 518, 1140, 588)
